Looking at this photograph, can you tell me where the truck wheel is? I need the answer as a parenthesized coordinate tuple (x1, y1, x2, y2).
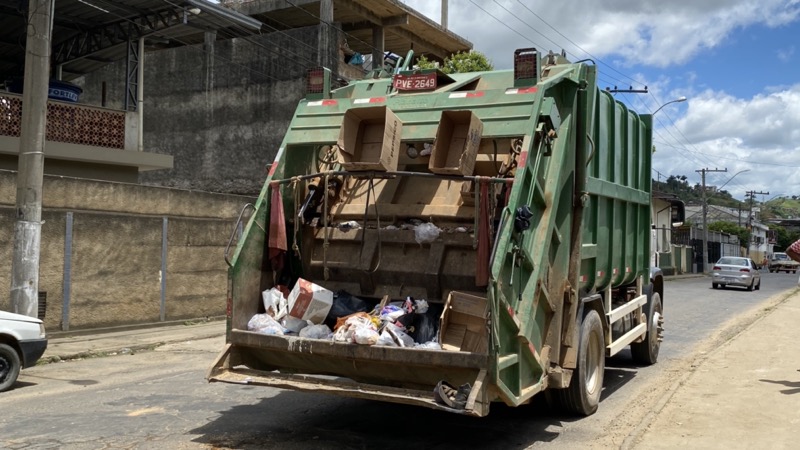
(0, 343, 21, 393)
(631, 291, 663, 365)
(556, 309, 605, 416)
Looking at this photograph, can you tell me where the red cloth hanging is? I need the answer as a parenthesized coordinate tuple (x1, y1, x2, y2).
(268, 182, 287, 271)
(476, 178, 491, 286)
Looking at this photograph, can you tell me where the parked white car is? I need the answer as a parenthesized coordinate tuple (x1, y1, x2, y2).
(0, 310, 47, 392)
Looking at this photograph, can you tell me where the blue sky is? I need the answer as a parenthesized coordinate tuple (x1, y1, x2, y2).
(399, 0, 800, 203)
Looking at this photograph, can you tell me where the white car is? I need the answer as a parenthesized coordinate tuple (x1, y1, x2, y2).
(0, 310, 47, 392)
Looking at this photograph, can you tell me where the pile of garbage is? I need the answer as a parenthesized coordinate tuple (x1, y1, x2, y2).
(247, 278, 442, 349)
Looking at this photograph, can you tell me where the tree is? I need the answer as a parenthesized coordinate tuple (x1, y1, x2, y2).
(708, 221, 749, 248)
(415, 51, 494, 74)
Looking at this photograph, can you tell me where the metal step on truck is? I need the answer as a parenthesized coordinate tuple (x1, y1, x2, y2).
(208, 48, 683, 417)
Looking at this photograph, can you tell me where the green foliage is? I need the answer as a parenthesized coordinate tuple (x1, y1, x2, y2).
(770, 225, 800, 251)
(415, 54, 437, 70)
(442, 51, 494, 74)
(708, 221, 749, 247)
(416, 51, 495, 74)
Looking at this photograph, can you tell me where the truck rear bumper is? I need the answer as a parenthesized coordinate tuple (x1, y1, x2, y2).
(209, 363, 488, 416)
(207, 330, 492, 416)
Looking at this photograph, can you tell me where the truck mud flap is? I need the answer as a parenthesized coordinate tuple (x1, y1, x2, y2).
(207, 331, 492, 416)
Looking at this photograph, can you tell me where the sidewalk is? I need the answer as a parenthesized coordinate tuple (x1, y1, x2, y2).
(42, 319, 226, 361)
(629, 289, 800, 448)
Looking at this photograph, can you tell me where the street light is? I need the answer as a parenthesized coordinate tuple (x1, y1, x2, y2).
(653, 96, 687, 115)
(702, 169, 750, 273)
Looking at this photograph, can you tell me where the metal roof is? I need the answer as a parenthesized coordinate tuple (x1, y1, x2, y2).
(0, 0, 262, 82)
(0, 0, 471, 84)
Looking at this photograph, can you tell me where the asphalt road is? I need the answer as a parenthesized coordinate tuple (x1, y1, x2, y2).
(1, 271, 796, 449)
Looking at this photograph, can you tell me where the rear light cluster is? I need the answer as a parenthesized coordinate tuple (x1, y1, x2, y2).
(713, 266, 721, 271)
(513, 48, 540, 86)
(306, 67, 325, 94)
(740, 268, 750, 273)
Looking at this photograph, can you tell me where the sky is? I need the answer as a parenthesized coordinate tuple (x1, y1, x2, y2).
(398, 0, 800, 202)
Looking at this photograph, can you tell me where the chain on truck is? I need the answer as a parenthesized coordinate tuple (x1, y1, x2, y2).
(208, 48, 686, 417)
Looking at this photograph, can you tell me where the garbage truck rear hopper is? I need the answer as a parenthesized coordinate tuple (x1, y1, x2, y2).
(208, 49, 667, 417)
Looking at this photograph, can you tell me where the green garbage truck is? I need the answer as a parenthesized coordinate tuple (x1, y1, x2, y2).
(208, 48, 678, 417)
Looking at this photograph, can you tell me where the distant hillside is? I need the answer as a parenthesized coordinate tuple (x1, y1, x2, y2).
(759, 197, 800, 220)
(653, 175, 742, 209)
(654, 175, 799, 219)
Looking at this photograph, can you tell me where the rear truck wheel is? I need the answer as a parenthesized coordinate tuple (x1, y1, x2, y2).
(631, 291, 663, 365)
(747, 279, 754, 291)
(554, 309, 605, 416)
(0, 343, 21, 393)
(770, 269, 775, 273)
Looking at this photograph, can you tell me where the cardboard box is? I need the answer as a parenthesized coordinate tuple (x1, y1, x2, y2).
(287, 278, 334, 324)
(337, 106, 402, 172)
(429, 110, 483, 176)
(439, 291, 489, 353)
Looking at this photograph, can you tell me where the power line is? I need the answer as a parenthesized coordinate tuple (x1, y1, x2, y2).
(511, 0, 646, 90)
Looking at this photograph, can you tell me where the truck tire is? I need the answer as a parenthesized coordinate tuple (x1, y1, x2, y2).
(631, 291, 663, 365)
(0, 343, 21, 393)
(552, 309, 605, 416)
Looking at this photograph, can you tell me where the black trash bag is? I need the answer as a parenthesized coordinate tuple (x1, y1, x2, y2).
(324, 291, 370, 328)
(396, 308, 440, 344)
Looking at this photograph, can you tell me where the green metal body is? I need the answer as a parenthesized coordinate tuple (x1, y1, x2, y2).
(209, 58, 653, 416)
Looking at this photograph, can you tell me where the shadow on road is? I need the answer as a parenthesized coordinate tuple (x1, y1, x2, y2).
(190, 389, 567, 449)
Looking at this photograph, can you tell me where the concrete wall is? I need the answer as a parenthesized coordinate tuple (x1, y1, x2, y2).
(0, 170, 255, 331)
(75, 27, 326, 196)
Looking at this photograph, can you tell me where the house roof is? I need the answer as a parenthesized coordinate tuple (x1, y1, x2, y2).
(227, 0, 472, 61)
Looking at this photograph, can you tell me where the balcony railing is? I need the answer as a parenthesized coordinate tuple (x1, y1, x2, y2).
(0, 92, 126, 150)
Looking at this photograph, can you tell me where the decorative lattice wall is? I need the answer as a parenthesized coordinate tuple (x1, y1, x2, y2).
(0, 94, 126, 149)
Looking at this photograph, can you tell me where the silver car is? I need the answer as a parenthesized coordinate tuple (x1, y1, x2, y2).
(711, 257, 761, 291)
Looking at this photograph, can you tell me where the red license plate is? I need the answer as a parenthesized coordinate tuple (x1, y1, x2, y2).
(393, 73, 437, 91)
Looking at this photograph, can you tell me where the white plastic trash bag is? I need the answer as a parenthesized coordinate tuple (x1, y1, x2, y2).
(299, 324, 333, 340)
(262, 287, 288, 320)
(354, 326, 380, 345)
(248, 314, 285, 335)
(414, 222, 441, 244)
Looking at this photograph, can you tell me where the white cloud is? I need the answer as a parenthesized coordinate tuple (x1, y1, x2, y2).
(653, 85, 800, 197)
(400, 0, 800, 68)
(777, 46, 795, 62)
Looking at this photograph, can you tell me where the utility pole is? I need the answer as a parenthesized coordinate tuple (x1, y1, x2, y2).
(441, 0, 448, 28)
(697, 168, 727, 273)
(745, 190, 769, 258)
(10, 0, 53, 317)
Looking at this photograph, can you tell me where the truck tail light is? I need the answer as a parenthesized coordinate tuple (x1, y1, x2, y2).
(306, 67, 331, 100)
(514, 48, 540, 87)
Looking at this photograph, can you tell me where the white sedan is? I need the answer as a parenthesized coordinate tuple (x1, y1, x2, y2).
(0, 311, 48, 392)
(711, 257, 761, 291)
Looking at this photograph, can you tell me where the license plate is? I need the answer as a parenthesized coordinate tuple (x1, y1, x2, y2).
(393, 73, 437, 91)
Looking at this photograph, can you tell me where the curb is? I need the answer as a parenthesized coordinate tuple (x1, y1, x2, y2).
(42, 330, 226, 364)
(46, 316, 226, 339)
